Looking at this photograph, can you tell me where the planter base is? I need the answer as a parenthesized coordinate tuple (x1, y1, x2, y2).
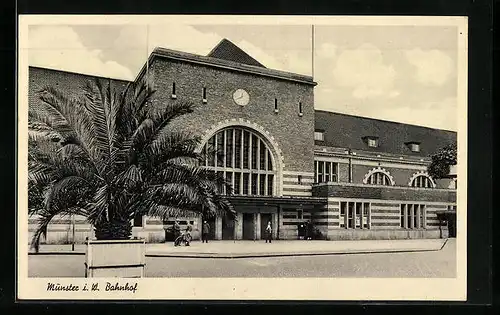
(85, 239, 146, 278)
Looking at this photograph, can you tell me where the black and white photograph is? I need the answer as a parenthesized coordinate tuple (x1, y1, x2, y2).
(17, 15, 467, 300)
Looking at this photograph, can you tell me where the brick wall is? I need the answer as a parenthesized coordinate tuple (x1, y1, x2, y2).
(313, 182, 456, 203)
(149, 58, 315, 175)
(29, 67, 129, 111)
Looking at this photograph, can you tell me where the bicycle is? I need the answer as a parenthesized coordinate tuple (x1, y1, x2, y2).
(174, 231, 192, 246)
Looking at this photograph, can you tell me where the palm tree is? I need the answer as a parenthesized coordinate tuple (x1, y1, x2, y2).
(28, 77, 234, 251)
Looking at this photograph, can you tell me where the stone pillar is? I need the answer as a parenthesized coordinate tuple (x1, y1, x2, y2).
(272, 211, 278, 239)
(256, 213, 261, 240)
(277, 205, 283, 240)
(236, 213, 243, 240)
(215, 216, 222, 240)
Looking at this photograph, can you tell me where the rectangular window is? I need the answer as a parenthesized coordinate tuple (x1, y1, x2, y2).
(251, 174, 258, 195)
(234, 129, 242, 169)
(207, 137, 215, 167)
(225, 172, 233, 195)
(202, 87, 207, 102)
(363, 203, 370, 228)
(340, 202, 346, 228)
(318, 161, 324, 183)
(297, 209, 303, 220)
(133, 213, 143, 227)
(367, 138, 378, 147)
(341, 201, 370, 229)
(259, 174, 266, 195)
(400, 204, 406, 228)
(243, 131, 249, 169)
(251, 134, 258, 169)
(234, 173, 241, 195)
(400, 204, 426, 229)
(347, 203, 354, 228)
(259, 140, 266, 170)
(332, 163, 338, 182)
(242, 173, 249, 195)
(298, 175, 302, 185)
(355, 203, 362, 228)
(274, 98, 278, 112)
(298, 102, 303, 116)
(171, 82, 176, 98)
(314, 131, 324, 141)
(226, 130, 233, 168)
(267, 151, 273, 171)
(216, 132, 224, 167)
(325, 162, 331, 182)
(267, 174, 274, 196)
(410, 143, 420, 152)
(314, 161, 339, 184)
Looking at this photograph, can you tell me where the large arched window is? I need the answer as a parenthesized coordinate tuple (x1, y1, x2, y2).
(202, 127, 275, 196)
(409, 174, 435, 188)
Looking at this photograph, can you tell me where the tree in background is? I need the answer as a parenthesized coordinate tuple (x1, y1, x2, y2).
(428, 143, 457, 179)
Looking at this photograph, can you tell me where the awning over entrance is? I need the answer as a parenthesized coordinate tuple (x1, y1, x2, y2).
(226, 195, 327, 207)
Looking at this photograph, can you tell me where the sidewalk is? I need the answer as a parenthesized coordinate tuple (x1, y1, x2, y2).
(29, 239, 448, 258)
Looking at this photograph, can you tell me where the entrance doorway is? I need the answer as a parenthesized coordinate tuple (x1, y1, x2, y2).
(203, 216, 216, 240)
(242, 213, 255, 240)
(448, 213, 456, 238)
(222, 216, 235, 240)
(260, 213, 272, 239)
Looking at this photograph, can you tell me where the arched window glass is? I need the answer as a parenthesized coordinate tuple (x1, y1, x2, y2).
(203, 127, 275, 196)
(367, 172, 392, 186)
(411, 175, 434, 188)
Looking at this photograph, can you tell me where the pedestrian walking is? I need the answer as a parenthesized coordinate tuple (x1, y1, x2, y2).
(265, 221, 272, 243)
(202, 220, 210, 243)
(185, 221, 193, 246)
(173, 220, 181, 246)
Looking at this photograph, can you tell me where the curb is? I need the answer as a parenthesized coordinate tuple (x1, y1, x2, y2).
(145, 248, 442, 259)
(29, 247, 443, 258)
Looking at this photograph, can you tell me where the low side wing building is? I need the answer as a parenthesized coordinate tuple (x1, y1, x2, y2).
(28, 39, 457, 243)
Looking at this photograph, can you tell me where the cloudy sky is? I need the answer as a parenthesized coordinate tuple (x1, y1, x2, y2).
(28, 23, 459, 130)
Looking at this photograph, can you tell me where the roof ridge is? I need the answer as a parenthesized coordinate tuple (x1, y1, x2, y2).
(314, 109, 456, 133)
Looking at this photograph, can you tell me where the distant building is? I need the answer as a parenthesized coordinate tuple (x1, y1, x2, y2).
(28, 39, 457, 243)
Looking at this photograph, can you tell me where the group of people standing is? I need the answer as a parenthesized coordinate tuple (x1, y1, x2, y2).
(172, 220, 274, 245)
(172, 219, 212, 246)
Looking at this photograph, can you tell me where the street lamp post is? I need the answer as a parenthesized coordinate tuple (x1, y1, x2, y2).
(71, 214, 75, 251)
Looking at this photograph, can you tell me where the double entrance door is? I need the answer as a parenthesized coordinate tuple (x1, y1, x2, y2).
(241, 212, 273, 240)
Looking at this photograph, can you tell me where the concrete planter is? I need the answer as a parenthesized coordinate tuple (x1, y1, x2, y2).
(85, 239, 146, 278)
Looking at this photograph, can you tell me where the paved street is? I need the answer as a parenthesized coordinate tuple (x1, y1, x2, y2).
(28, 239, 456, 278)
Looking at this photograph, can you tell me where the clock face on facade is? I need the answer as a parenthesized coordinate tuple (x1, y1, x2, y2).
(233, 89, 250, 106)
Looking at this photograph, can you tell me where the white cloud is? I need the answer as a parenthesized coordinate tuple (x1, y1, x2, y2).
(113, 25, 312, 75)
(405, 49, 453, 86)
(29, 26, 134, 80)
(332, 44, 399, 99)
(317, 43, 337, 59)
(234, 39, 311, 75)
(372, 97, 457, 130)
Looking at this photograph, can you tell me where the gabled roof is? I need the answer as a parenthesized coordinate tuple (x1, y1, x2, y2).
(144, 47, 315, 86)
(314, 110, 457, 157)
(207, 38, 266, 68)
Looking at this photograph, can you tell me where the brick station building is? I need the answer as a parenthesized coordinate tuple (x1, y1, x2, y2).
(28, 39, 457, 244)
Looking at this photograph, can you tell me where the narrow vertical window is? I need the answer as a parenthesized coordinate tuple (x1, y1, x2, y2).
(202, 87, 207, 103)
(274, 98, 278, 112)
(171, 82, 176, 98)
(298, 102, 303, 116)
(363, 203, 370, 229)
(298, 175, 302, 185)
(348, 202, 354, 228)
(340, 202, 346, 228)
